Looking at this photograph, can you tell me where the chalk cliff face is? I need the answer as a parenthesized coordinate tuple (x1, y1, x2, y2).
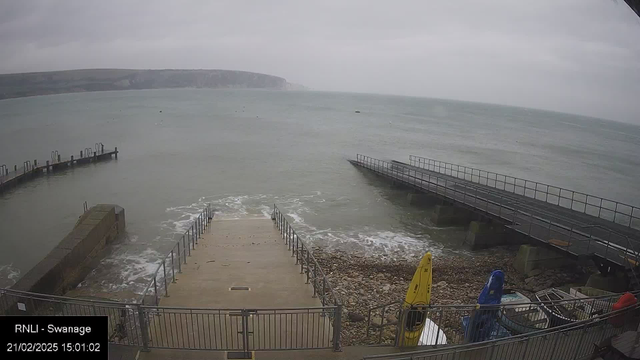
(0, 69, 301, 100)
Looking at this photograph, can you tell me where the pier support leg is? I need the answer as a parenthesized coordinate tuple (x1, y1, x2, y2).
(389, 180, 410, 190)
(513, 245, 573, 275)
(430, 205, 472, 227)
(406, 192, 440, 207)
(464, 221, 508, 250)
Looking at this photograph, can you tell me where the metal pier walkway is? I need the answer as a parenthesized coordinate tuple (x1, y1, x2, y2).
(351, 154, 640, 270)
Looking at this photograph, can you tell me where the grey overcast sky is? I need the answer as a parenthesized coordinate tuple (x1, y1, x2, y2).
(1, 1, 639, 123)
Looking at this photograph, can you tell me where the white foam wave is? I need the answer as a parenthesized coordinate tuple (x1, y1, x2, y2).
(88, 191, 454, 296)
(287, 212, 305, 224)
(201, 192, 439, 260)
(80, 248, 163, 293)
(307, 228, 442, 260)
(0, 264, 21, 287)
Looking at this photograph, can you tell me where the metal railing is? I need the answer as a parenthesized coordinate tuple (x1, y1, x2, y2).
(355, 155, 640, 268)
(1, 287, 338, 352)
(363, 299, 640, 360)
(409, 155, 640, 230)
(271, 204, 341, 308)
(138, 204, 213, 306)
(142, 305, 338, 351)
(271, 204, 343, 350)
(366, 291, 636, 347)
(0, 287, 144, 347)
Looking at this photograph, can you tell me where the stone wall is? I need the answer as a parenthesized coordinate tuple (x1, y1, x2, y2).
(10, 204, 125, 296)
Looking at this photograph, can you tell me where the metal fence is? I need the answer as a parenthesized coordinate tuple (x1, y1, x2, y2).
(271, 204, 343, 350)
(408, 155, 640, 230)
(363, 300, 640, 360)
(271, 204, 342, 308)
(138, 204, 213, 306)
(0, 287, 144, 347)
(366, 291, 636, 347)
(0, 287, 338, 352)
(355, 155, 640, 269)
(143, 306, 338, 351)
(1, 204, 342, 353)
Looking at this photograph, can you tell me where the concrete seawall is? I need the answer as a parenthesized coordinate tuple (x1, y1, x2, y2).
(10, 204, 125, 296)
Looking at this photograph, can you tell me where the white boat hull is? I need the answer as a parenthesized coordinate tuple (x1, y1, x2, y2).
(418, 318, 447, 345)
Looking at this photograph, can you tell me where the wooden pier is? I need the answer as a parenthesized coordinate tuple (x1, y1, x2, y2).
(0, 143, 118, 194)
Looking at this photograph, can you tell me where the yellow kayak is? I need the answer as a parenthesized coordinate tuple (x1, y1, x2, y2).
(402, 252, 432, 346)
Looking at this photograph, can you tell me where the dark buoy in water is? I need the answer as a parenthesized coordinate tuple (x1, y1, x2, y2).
(159, 110, 162, 113)
(355, 110, 361, 113)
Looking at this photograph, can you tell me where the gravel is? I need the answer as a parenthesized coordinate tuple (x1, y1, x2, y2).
(312, 246, 595, 346)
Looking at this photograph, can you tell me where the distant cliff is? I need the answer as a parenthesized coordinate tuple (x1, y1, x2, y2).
(0, 69, 304, 100)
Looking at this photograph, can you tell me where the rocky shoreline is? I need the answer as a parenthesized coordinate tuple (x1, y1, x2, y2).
(313, 246, 596, 346)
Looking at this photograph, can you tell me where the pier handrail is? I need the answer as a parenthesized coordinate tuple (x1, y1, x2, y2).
(409, 155, 640, 230)
(272, 204, 343, 351)
(271, 204, 342, 308)
(355, 155, 640, 268)
(137, 204, 213, 305)
(394, 159, 640, 262)
(393, 159, 640, 268)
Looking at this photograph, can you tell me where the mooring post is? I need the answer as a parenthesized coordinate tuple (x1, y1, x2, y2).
(115, 146, 118, 159)
(101, 144, 104, 154)
(80, 150, 83, 158)
(33, 160, 37, 168)
(70, 155, 74, 165)
(46, 160, 50, 172)
(14, 165, 17, 172)
(57, 154, 61, 162)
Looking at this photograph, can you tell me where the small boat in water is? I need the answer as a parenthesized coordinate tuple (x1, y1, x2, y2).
(535, 288, 592, 327)
(498, 289, 549, 334)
